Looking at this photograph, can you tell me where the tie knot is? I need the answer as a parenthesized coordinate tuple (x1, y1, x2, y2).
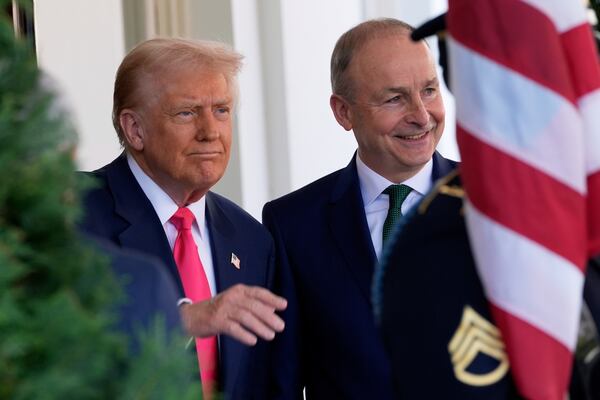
(384, 184, 412, 210)
(170, 207, 196, 231)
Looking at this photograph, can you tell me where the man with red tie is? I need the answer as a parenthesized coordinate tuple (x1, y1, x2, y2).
(81, 38, 286, 399)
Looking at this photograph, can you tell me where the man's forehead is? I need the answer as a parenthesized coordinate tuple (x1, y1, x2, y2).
(351, 36, 433, 75)
(157, 69, 231, 92)
(159, 66, 227, 82)
(357, 33, 428, 56)
(170, 93, 233, 104)
(137, 71, 233, 110)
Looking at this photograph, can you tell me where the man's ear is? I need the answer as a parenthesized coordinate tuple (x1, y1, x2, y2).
(330, 94, 353, 131)
(119, 109, 145, 151)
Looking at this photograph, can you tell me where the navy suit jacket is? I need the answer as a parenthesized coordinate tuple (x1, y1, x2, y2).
(376, 172, 600, 399)
(80, 154, 276, 400)
(90, 237, 182, 351)
(262, 152, 457, 399)
(375, 171, 519, 399)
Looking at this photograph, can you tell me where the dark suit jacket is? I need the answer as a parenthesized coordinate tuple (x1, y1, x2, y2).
(262, 152, 457, 399)
(375, 172, 519, 399)
(376, 172, 600, 399)
(585, 258, 600, 333)
(90, 237, 182, 347)
(80, 154, 276, 400)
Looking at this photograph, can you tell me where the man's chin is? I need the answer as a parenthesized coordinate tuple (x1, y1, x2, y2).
(396, 151, 435, 171)
(189, 171, 225, 192)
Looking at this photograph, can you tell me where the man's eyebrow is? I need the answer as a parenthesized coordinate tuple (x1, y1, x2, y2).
(424, 77, 439, 87)
(383, 77, 439, 94)
(384, 86, 410, 95)
(172, 96, 233, 106)
(213, 97, 233, 105)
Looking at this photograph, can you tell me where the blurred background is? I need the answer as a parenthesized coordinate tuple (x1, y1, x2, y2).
(27, 0, 456, 219)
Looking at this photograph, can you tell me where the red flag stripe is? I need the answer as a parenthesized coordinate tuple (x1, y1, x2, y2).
(589, 171, 600, 256)
(464, 203, 584, 349)
(522, 0, 587, 33)
(562, 25, 600, 99)
(448, 0, 598, 104)
(449, 37, 587, 194)
(489, 303, 573, 400)
(458, 126, 587, 269)
(521, 0, 588, 33)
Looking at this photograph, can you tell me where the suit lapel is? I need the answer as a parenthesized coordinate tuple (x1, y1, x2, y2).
(205, 192, 251, 293)
(205, 193, 245, 394)
(328, 156, 378, 303)
(327, 153, 457, 303)
(105, 154, 184, 294)
(432, 151, 458, 181)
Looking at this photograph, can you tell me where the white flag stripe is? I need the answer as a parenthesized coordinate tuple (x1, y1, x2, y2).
(579, 90, 600, 174)
(464, 201, 584, 350)
(449, 38, 586, 193)
(520, 0, 587, 33)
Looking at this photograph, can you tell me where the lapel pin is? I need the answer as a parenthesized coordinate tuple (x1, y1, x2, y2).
(230, 253, 241, 269)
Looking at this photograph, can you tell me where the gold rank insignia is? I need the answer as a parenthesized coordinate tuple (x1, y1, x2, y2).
(448, 305, 509, 386)
(418, 168, 464, 215)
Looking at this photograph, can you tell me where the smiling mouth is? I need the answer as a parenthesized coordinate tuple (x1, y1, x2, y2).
(189, 150, 221, 155)
(397, 130, 430, 141)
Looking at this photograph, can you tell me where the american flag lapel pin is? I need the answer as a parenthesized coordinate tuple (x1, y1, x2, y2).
(230, 253, 241, 269)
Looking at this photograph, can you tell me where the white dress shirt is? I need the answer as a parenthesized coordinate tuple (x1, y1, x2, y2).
(127, 154, 217, 296)
(356, 154, 433, 261)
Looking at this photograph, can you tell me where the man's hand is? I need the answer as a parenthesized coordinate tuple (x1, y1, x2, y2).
(179, 284, 287, 346)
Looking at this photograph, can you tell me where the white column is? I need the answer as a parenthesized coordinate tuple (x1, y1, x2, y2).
(232, 0, 365, 213)
(230, 0, 270, 219)
(275, 0, 363, 194)
(34, 0, 125, 171)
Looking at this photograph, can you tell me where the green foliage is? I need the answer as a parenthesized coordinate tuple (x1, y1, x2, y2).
(120, 320, 203, 400)
(0, 3, 201, 399)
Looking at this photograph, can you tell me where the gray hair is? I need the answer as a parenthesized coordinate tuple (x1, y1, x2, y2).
(330, 18, 415, 100)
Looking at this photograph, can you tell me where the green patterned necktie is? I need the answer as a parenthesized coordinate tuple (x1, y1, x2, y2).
(382, 184, 412, 245)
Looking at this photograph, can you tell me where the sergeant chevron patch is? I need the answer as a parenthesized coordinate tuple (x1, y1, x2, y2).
(448, 305, 509, 386)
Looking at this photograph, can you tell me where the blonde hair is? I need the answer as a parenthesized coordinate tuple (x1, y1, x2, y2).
(112, 38, 243, 147)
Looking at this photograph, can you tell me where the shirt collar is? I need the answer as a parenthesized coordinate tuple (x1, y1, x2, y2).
(356, 153, 434, 207)
(127, 154, 207, 235)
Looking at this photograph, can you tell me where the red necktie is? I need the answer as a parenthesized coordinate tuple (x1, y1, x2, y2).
(170, 207, 218, 399)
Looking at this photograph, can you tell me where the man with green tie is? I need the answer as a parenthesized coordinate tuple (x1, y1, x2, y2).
(262, 18, 457, 399)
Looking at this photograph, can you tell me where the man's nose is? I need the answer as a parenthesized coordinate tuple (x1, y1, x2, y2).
(405, 97, 429, 127)
(195, 112, 220, 140)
